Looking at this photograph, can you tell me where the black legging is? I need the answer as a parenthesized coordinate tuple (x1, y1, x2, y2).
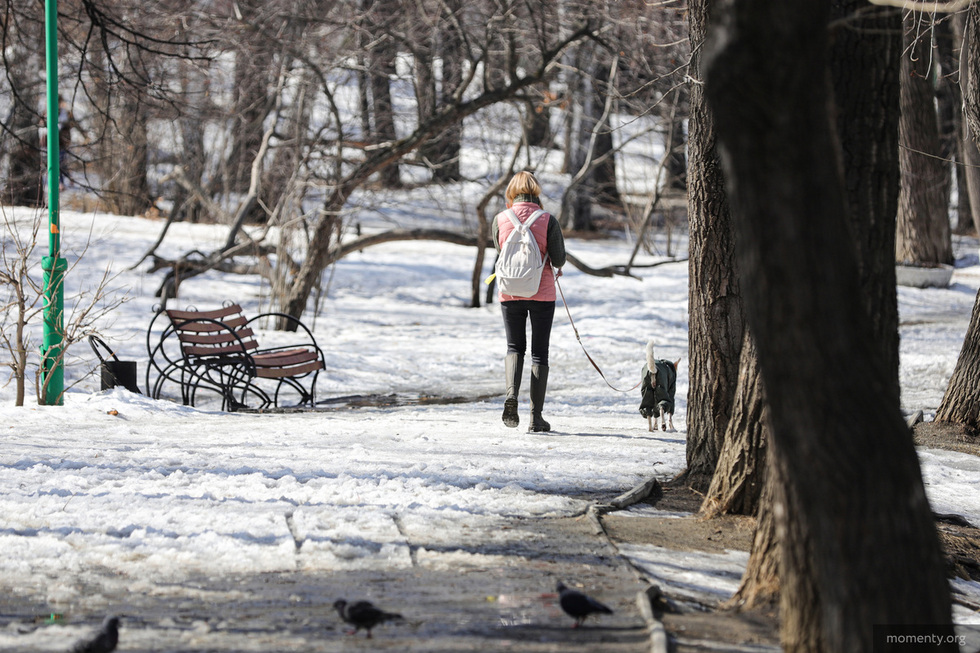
(501, 300, 556, 366)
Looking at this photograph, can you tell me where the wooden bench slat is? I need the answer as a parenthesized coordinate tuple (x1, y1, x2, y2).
(182, 343, 257, 358)
(171, 317, 249, 333)
(255, 360, 323, 379)
(167, 304, 244, 321)
(179, 330, 256, 346)
(252, 348, 319, 367)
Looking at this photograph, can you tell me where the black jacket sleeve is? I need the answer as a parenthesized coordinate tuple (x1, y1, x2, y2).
(546, 215, 566, 268)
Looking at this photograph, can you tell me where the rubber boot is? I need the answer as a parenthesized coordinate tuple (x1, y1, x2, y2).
(528, 364, 551, 432)
(502, 353, 523, 428)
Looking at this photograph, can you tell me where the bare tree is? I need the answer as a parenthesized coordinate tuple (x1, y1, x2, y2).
(956, 10, 980, 236)
(363, 0, 403, 189)
(897, 10, 954, 267)
(275, 18, 599, 327)
(933, 4, 980, 431)
(1, 0, 44, 208)
(706, 0, 907, 615)
(0, 209, 43, 406)
(0, 207, 127, 406)
(682, 0, 744, 493)
(705, 1, 954, 650)
(831, 0, 904, 396)
(700, 331, 767, 518)
(414, 0, 465, 183)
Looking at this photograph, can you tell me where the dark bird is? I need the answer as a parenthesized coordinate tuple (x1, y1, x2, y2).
(333, 599, 403, 638)
(70, 616, 120, 653)
(556, 581, 613, 628)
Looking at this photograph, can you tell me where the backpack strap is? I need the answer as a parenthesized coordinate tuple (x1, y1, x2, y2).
(505, 208, 547, 230)
(525, 209, 547, 227)
(505, 209, 523, 231)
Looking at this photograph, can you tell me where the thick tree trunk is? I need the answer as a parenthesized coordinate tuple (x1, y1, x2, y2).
(369, 22, 402, 189)
(962, 123, 980, 237)
(936, 14, 959, 227)
(562, 39, 598, 232)
(683, 0, 744, 493)
(705, 1, 955, 649)
(3, 9, 44, 208)
(105, 84, 152, 217)
(592, 58, 620, 207)
(829, 0, 903, 400)
(665, 105, 688, 192)
(172, 58, 208, 223)
(524, 86, 554, 149)
(426, 0, 463, 184)
(896, 11, 954, 266)
(728, 454, 779, 609)
(224, 1, 276, 197)
(5, 94, 43, 208)
(701, 331, 767, 518)
(958, 11, 980, 237)
(936, 289, 980, 429)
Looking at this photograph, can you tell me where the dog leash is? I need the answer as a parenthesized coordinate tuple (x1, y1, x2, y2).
(555, 273, 642, 393)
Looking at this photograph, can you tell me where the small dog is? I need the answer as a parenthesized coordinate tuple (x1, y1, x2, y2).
(639, 341, 679, 432)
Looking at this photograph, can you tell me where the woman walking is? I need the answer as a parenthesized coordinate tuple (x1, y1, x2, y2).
(493, 171, 566, 432)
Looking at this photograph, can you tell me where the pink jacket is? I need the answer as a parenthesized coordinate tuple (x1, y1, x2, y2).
(495, 202, 556, 302)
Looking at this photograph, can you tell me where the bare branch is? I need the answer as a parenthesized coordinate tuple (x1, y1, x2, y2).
(867, 0, 972, 10)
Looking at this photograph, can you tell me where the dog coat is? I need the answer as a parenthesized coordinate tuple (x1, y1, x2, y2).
(639, 359, 677, 418)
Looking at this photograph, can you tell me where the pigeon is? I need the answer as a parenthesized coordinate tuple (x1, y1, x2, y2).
(556, 581, 613, 628)
(333, 599, 403, 638)
(70, 615, 120, 653)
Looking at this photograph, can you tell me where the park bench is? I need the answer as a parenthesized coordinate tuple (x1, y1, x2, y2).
(146, 303, 325, 411)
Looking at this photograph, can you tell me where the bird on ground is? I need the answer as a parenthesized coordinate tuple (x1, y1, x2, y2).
(333, 599, 403, 638)
(70, 615, 120, 653)
(556, 581, 613, 628)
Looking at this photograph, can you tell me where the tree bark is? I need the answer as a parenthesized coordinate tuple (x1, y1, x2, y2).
(705, 0, 955, 649)
(896, 11, 954, 266)
(935, 288, 980, 429)
(829, 0, 903, 400)
(172, 55, 209, 223)
(104, 76, 152, 216)
(421, 0, 463, 184)
(524, 84, 554, 149)
(701, 331, 767, 518)
(958, 10, 980, 236)
(664, 106, 688, 192)
(962, 122, 980, 237)
(683, 0, 744, 493)
(965, 3, 980, 140)
(728, 453, 779, 609)
(368, 1, 403, 190)
(591, 56, 621, 207)
(223, 0, 276, 197)
(562, 38, 598, 232)
(3, 3, 44, 208)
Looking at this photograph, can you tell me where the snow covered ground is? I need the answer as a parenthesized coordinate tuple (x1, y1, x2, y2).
(1, 206, 980, 649)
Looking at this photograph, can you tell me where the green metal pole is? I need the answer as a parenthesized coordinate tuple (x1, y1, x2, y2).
(40, 0, 65, 405)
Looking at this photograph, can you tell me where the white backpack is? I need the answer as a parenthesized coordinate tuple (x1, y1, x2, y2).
(495, 208, 549, 297)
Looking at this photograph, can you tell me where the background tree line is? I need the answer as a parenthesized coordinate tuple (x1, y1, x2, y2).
(0, 0, 689, 319)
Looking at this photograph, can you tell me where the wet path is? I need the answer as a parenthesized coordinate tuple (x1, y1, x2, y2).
(2, 516, 653, 652)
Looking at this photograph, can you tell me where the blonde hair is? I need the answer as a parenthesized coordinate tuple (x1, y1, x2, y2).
(505, 171, 542, 204)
